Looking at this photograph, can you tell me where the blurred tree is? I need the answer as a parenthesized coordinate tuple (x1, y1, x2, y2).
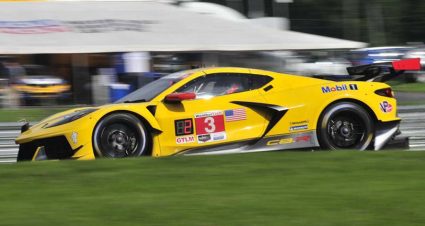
(289, 0, 425, 46)
(366, 1, 387, 45)
(290, 0, 344, 40)
(400, 0, 425, 44)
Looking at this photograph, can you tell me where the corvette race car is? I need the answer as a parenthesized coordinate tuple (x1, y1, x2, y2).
(15, 58, 420, 161)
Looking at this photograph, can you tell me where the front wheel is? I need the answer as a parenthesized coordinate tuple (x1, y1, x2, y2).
(93, 113, 150, 158)
(317, 102, 374, 150)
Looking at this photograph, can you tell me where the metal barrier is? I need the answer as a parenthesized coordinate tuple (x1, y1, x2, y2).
(0, 123, 21, 163)
(1, 106, 425, 163)
(397, 106, 425, 151)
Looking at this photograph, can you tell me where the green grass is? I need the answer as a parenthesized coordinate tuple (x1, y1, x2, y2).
(393, 83, 425, 93)
(1, 151, 425, 226)
(0, 107, 72, 122)
(388, 81, 425, 93)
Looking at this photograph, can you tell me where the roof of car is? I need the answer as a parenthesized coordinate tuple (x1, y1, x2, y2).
(200, 66, 271, 73)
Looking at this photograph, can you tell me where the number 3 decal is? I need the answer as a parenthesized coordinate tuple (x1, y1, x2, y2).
(195, 112, 225, 135)
(204, 117, 216, 133)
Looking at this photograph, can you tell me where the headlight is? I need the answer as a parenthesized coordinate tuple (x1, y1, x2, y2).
(44, 108, 98, 128)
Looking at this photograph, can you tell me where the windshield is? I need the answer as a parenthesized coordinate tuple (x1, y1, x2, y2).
(115, 70, 195, 103)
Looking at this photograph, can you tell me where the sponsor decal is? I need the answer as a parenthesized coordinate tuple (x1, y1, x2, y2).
(321, 84, 358, 93)
(294, 135, 311, 142)
(174, 118, 193, 136)
(266, 134, 311, 146)
(250, 131, 318, 150)
(290, 124, 308, 131)
(194, 111, 223, 118)
(71, 132, 78, 144)
(322, 84, 347, 93)
(225, 108, 247, 122)
(267, 138, 293, 146)
(176, 135, 195, 144)
(290, 120, 309, 125)
(195, 111, 225, 134)
(0, 19, 155, 34)
(195, 111, 227, 143)
(0, 20, 69, 34)
(379, 101, 393, 113)
(212, 132, 227, 141)
(197, 134, 212, 143)
(349, 84, 358, 90)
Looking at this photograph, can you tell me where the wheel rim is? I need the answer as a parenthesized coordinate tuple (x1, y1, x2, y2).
(326, 113, 366, 148)
(99, 123, 140, 157)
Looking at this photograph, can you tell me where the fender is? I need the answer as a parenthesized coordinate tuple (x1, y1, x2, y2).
(93, 104, 162, 132)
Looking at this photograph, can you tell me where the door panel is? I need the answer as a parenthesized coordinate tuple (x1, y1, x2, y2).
(155, 90, 268, 156)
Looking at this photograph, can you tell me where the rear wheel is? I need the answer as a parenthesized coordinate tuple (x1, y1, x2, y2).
(317, 102, 374, 150)
(93, 113, 150, 158)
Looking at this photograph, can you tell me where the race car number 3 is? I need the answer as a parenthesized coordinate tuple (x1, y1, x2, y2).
(194, 112, 225, 135)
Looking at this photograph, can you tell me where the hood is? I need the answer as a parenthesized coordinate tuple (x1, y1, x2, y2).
(34, 107, 97, 127)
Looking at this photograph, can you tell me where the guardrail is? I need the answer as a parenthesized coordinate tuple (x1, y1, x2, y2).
(1, 106, 424, 163)
(0, 123, 21, 163)
(397, 106, 425, 151)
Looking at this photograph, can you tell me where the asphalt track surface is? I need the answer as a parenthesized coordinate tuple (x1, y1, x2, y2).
(0, 105, 424, 163)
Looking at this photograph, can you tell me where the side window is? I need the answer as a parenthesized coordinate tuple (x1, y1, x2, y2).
(248, 74, 273, 89)
(175, 73, 251, 99)
(177, 75, 210, 94)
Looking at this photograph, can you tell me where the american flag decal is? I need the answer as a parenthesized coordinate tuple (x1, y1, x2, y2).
(225, 108, 247, 122)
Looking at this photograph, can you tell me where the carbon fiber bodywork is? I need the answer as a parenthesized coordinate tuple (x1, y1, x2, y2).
(17, 136, 77, 161)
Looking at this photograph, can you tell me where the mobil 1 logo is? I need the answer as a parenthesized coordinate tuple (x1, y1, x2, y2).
(321, 84, 358, 93)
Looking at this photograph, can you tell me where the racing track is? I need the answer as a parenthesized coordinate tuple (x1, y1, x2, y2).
(0, 106, 424, 163)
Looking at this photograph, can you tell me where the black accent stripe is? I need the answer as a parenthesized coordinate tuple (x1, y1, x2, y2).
(73, 145, 83, 153)
(263, 85, 273, 92)
(146, 105, 157, 116)
(21, 122, 30, 133)
(231, 101, 288, 138)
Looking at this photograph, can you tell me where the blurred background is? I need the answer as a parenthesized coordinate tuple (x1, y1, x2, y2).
(1, 0, 425, 116)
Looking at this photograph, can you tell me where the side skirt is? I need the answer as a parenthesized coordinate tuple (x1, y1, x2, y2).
(374, 120, 401, 150)
(180, 131, 320, 156)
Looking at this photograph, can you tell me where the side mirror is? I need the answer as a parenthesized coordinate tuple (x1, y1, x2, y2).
(164, 92, 196, 103)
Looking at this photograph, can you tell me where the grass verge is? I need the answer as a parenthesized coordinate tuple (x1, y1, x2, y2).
(387, 80, 425, 93)
(1, 151, 424, 226)
(0, 107, 72, 122)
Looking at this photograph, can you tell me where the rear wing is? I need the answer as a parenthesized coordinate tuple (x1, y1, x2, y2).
(346, 58, 421, 82)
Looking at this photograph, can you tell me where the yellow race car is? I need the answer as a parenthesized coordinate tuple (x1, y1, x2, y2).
(15, 59, 420, 161)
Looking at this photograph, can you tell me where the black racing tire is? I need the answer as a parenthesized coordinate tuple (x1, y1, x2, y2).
(317, 102, 374, 150)
(93, 113, 150, 158)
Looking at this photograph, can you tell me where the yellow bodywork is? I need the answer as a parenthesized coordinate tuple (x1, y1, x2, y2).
(12, 84, 70, 94)
(15, 67, 399, 160)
